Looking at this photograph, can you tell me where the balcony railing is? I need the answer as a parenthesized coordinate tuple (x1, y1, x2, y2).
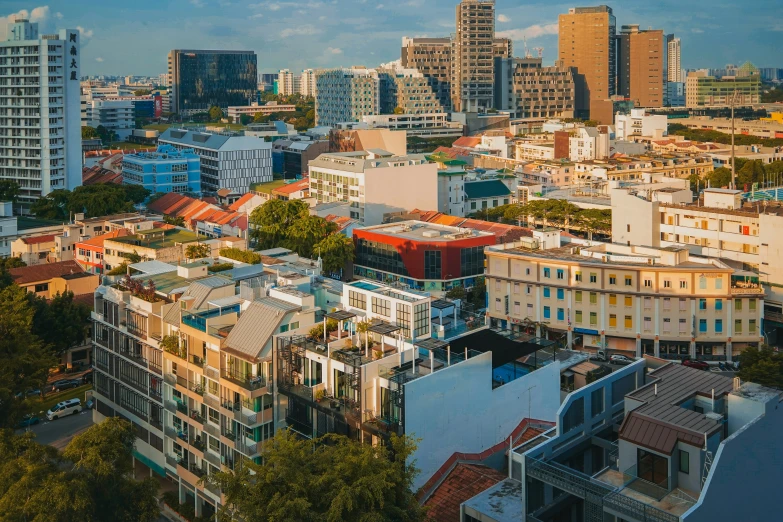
(235, 438, 259, 456)
(164, 426, 177, 439)
(182, 304, 240, 332)
(163, 373, 176, 386)
(204, 422, 220, 438)
(221, 369, 266, 391)
(203, 393, 220, 409)
(205, 365, 220, 381)
(622, 464, 670, 501)
(204, 450, 221, 467)
(164, 400, 177, 413)
(166, 454, 180, 468)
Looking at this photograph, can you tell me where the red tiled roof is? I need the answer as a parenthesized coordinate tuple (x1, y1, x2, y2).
(424, 464, 507, 522)
(410, 209, 533, 244)
(228, 192, 256, 211)
(433, 146, 475, 159)
(9, 260, 85, 285)
(324, 214, 355, 232)
(273, 178, 310, 195)
(146, 192, 190, 215)
(21, 233, 57, 245)
(77, 228, 131, 248)
(453, 136, 481, 148)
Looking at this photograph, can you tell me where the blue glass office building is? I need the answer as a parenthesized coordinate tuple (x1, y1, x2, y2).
(122, 145, 201, 195)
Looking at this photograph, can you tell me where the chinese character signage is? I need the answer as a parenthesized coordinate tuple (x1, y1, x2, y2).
(67, 31, 79, 81)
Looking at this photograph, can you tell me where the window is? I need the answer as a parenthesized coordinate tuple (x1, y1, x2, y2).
(699, 277, 707, 290)
(644, 279, 652, 288)
(589, 312, 597, 325)
(460, 246, 484, 277)
(575, 310, 583, 324)
(679, 298, 687, 312)
(663, 318, 671, 333)
(34, 283, 49, 293)
(513, 283, 520, 294)
(414, 303, 429, 337)
(609, 314, 617, 328)
(543, 287, 551, 298)
(557, 269, 564, 280)
(749, 299, 756, 311)
(679, 318, 688, 334)
(625, 276, 632, 286)
(735, 300, 743, 311)
(680, 280, 688, 289)
(424, 250, 442, 280)
(624, 316, 632, 329)
(348, 291, 366, 310)
(679, 449, 690, 474)
(562, 397, 584, 433)
(590, 273, 597, 283)
(625, 296, 632, 307)
(735, 319, 742, 333)
(644, 297, 652, 309)
(495, 279, 501, 291)
(396, 305, 411, 338)
(526, 303, 533, 317)
(514, 302, 520, 315)
(715, 319, 723, 333)
(664, 279, 671, 288)
(715, 299, 722, 311)
(589, 292, 597, 304)
(543, 306, 551, 319)
(663, 298, 671, 311)
(543, 268, 551, 278)
(644, 317, 652, 331)
(699, 319, 707, 333)
(495, 299, 502, 312)
(526, 285, 532, 294)
(575, 271, 582, 282)
(715, 278, 723, 289)
(557, 288, 564, 301)
(609, 294, 617, 306)
(575, 291, 582, 303)
(371, 297, 390, 316)
(557, 308, 565, 321)
(699, 299, 707, 310)
(609, 274, 616, 285)
(591, 388, 605, 417)
(749, 319, 757, 333)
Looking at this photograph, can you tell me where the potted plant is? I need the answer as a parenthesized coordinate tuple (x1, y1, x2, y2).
(315, 389, 326, 402)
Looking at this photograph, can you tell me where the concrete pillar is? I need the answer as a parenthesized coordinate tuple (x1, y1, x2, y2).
(636, 337, 642, 358)
(567, 329, 573, 348)
(337, 320, 342, 340)
(726, 341, 733, 363)
(654, 338, 660, 358)
(690, 340, 697, 359)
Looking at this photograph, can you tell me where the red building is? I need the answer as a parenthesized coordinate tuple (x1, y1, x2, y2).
(353, 220, 496, 293)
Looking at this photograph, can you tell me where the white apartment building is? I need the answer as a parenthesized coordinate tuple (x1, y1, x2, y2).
(300, 69, 317, 97)
(158, 128, 272, 198)
(614, 108, 668, 140)
(516, 141, 556, 161)
(82, 98, 135, 140)
(0, 19, 82, 207)
(315, 68, 380, 127)
(308, 150, 438, 225)
(485, 235, 764, 363)
(225, 101, 297, 121)
(569, 126, 613, 162)
(277, 69, 297, 96)
(667, 35, 682, 83)
(611, 186, 783, 333)
(361, 113, 463, 138)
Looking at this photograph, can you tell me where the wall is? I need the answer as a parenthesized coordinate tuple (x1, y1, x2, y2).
(683, 398, 783, 522)
(363, 163, 439, 226)
(610, 188, 660, 247)
(403, 351, 561, 489)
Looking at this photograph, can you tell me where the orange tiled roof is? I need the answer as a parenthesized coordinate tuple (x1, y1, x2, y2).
(21, 233, 57, 245)
(424, 464, 507, 522)
(453, 136, 481, 148)
(77, 228, 131, 248)
(228, 192, 256, 211)
(9, 260, 85, 285)
(272, 179, 310, 195)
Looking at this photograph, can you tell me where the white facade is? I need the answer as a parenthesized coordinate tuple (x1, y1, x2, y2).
(0, 19, 82, 207)
(667, 36, 682, 83)
(437, 171, 466, 216)
(83, 98, 135, 140)
(516, 141, 556, 161)
(569, 126, 613, 161)
(159, 128, 272, 196)
(277, 69, 295, 96)
(614, 108, 669, 140)
(308, 150, 438, 225)
(300, 69, 317, 97)
(361, 113, 463, 138)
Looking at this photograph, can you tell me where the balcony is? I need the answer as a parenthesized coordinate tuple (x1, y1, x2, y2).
(182, 304, 240, 333)
(203, 393, 220, 410)
(163, 373, 176, 386)
(221, 368, 266, 391)
(235, 438, 259, 456)
(205, 365, 220, 381)
(204, 450, 221, 467)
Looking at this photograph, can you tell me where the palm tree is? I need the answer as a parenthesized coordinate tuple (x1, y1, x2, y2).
(356, 320, 371, 356)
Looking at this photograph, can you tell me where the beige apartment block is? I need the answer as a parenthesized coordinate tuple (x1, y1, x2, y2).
(617, 25, 664, 108)
(485, 239, 763, 363)
(558, 5, 616, 119)
(452, 0, 496, 112)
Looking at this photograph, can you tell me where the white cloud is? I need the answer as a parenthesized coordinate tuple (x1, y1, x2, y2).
(95, 57, 104, 62)
(326, 47, 342, 54)
(376, 3, 384, 8)
(76, 26, 94, 40)
(497, 14, 510, 23)
(691, 27, 704, 33)
(280, 25, 321, 37)
(0, 6, 52, 40)
(496, 22, 558, 41)
(251, 13, 264, 18)
(190, 0, 205, 6)
(55, 12, 63, 19)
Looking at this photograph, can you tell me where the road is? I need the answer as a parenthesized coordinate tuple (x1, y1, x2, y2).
(18, 409, 94, 449)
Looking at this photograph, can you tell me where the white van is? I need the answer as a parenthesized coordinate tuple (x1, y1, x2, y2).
(47, 398, 82, 420)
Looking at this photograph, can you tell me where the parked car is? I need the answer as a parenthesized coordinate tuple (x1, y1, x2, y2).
(15, 389, 42, 399)
(682, 359, 710, 371)
(609, 354, 634, 365)
(16, 414, 40, 428)
(49, 379, 81, 393)
(589, 350, 608, 362)
(46, 398, 82, 420)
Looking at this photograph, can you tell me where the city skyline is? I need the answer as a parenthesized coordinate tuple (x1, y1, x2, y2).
(1, 0, 781, 76)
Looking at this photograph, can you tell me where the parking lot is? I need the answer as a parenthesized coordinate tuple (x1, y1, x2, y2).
(17, 408, 94, 449)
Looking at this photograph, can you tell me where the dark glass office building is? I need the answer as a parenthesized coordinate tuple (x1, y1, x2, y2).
(168, 50, 257, 115)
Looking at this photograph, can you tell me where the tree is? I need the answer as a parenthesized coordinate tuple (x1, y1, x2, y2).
(314, 232, 354, 276)
(393, 107, 405, 115)
(0, 285, 56, 428)
(737, 159, 766, 186)
(82, 126, 100, 139)
(738, 346, 783, 389)
(124, 250, 142, 263)
(249, 199, 310, 249)
(240, 114, 252, 125)
(30, 189, 71, 220)
(123, 184, 151, 205)
(185, 243, 210, 260)
(705, 167, 733, 189)
(208, 106, 224, 122)
(445, 284, 466, 301)
(163, 215, 186, 227)
(29, 291, 91, 356)
(133, 89, 151, 96)
(285, 215, 337, 258)
(107, 263, 129, 276)
(467, 278, 486, 309)
(0, 179, 20, 203)
(309, 319, 338, 341)
(0, 418, 160, 521)
(68, 185, 136, 217)
(207, 430, 426, 522)
(219, 247, 262, 264)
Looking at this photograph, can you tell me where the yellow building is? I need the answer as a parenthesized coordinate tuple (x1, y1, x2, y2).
(485, 237, 763, 362)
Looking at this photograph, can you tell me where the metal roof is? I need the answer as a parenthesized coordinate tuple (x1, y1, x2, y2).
(223, 297, 301, 360)
(183, 276, 234, 309)
(326, 310, 357, 321)
(368, 320, 402, 336)
(431, 299, 454, 310)
(129, 260, 177, 276)
(464, 179, 512, 200)
(414, 338, 449, 350)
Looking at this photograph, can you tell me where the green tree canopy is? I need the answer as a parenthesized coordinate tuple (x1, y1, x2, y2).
(208, 106, 224, 121)
(208, 429, 426, 522)
(285, 215, 337, 258)
(219, 247, 262, 264)
(30, 189, 71, 220)
(133, 89, 151, 96)
(0, 179, 20, 203)
(737, 159, 766, 186)
(82, 125, 100, 140)
(31, 185, 147, 219)
(123, 184, 151, 205)
(314, 232, 354, 275)
(163, 215, 186, 227)
(705, 167, 733, 189)
(29, 290, 92, 356)
(0, 418, 160, 521)
(249, 199, 310, 250)
(738, 346, 783, 389)
(185, 243, 210, 260)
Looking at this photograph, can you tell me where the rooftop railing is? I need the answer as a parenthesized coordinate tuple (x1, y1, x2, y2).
(182, 304, 240, 333)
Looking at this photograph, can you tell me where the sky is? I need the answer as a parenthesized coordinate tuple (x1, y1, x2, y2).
(1, 0, 781, 77)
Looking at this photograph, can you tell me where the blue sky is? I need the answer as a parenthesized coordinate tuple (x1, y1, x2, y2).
(1, 1, 781, 76)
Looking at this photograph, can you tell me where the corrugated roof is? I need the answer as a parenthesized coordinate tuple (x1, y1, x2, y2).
(464, 179, 512, 200)
(78, 228, 132, 248)
(224, 297, 301, 359)
(184, 276, 234, 309)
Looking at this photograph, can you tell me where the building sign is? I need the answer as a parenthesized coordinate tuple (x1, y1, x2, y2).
(153, 95, 163, 118)
(68, 31, 79, 81)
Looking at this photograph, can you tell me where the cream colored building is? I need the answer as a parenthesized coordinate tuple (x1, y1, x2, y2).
(308, 150, 438, 226)
(485, 236, 763, 362)
(612, 186, 783, 330)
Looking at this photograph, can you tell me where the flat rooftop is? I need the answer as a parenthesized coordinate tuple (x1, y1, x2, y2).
(108, 228, 204, 249)
(358, 220, 494, 242)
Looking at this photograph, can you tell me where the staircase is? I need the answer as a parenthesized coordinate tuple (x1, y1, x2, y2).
(701, 450, 714, 488)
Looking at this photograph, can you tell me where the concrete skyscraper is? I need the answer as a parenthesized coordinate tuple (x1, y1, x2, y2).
(558, 5, 617, 121)
(617, 25, 665, 108)
(452, 0, 497, 112)
(667, 35, 682, 83)
(0, 18, 82, 209)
